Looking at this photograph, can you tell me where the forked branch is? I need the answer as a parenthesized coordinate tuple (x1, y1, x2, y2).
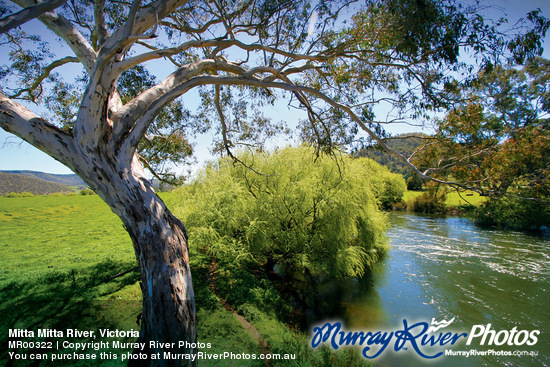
(0, 0, 66, 34)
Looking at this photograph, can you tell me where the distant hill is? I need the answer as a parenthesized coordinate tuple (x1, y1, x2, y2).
(0, 171, 72, 195)
(355, 133, 427, 179)
(0, 170, 174, 196)
(1, 170, 86, 187)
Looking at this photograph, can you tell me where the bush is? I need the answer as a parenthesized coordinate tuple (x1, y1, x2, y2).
(407, 174, 423, 191)
(379, 173, 407, 209)
(392, 200, 408, 211)
(476, 196, 550, 231)
(80, 188, 96, 195)
(410, 184, 446, 214)
(172, 147, 398, 279)
(5, 192, 34, 197)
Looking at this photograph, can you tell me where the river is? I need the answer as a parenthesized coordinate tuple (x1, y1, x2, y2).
(336, 212, 549, 367)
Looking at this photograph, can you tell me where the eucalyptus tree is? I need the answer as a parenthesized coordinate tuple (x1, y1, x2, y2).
(0, 0, 547, 365)
(415, 58, 550, 199)
(412, 58, 550, 228)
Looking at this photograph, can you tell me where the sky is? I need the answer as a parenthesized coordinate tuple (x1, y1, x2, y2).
(0, 0, 549, 176)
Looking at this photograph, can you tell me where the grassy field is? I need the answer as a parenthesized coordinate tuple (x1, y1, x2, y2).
(1, 193, 366, 367)
(402, 189, 487, 208)
(0, 194, 140, 366)
(0, 194, 135, 284)
(0, 193, 271, 366)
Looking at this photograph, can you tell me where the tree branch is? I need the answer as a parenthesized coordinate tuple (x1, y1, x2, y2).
(112, 58, 243, 145)
(93, 0, 109, 49)
(139, 154, 172, 185)
(9, 56, 79, 100)
(0, 0, 66, 34)
(123, 73, 497, 194)
(115, 38, 331, 75)
(134, 41, 182, 67)
(0, 91, 76, 169)
(124, 0, 142, 39)
(80, 0, 189, 130)
(97, 0, 190, 66)
(214, 84, 265, 175)
(11, 0, 97, 73)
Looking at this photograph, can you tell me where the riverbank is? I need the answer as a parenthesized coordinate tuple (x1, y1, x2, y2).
(401, 189, 550, 235)
(2, 193, 548, 366)
(401, 189, 486, 213)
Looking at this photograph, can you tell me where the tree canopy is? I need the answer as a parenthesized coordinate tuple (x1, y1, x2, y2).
(415, 58, 549, 197)
(412, 58, 550, 228)
(1, 0, 547, 183)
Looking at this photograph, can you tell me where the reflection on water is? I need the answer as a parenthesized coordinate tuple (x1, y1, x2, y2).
(337, 212, 549, 367)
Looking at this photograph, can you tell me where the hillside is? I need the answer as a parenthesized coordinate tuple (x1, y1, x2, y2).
(1, 170, 85, 187)
(0, 170, 173, 195)
(0, 171, 71, 195)
(355, 133, 427, 179)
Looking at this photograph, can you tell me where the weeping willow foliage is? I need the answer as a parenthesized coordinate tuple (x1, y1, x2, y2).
(172, 147, 405, 279)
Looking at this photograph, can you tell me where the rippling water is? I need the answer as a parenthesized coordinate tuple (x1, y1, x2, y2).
(341, 212, 549, 367)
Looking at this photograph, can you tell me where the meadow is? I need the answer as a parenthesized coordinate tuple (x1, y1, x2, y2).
(0, 194, 267, 366)
(402, 189, 487, 210)
(0, 193, 367, 367)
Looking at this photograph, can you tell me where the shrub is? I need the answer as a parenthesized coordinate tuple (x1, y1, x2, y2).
(410, 184, 446, 214)
(80, 188, 96, 195)
(379, 173, 407, 209)
(407, 174, 424, 191)
(392, 200, 408, 211)
(476, 196, 550, 231)
(172, 147, 397, 279)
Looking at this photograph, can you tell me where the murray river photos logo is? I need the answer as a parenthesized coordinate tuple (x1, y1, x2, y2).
(310, 317, 540, 359)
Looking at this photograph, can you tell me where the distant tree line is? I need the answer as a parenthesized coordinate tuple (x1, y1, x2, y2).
(354, 133, 425, 191)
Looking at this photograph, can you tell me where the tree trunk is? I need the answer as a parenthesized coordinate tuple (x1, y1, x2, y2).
(76, 154, 197, 367)
(0, 91, 198, 366)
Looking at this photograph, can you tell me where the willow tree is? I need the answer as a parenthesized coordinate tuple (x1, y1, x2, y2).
(0, 0, 546, 365)
(173, 147, 404, 280)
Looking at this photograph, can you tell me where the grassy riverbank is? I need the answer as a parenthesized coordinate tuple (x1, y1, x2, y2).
(402, 189, 487, 213)
(0, 193, 368, 366)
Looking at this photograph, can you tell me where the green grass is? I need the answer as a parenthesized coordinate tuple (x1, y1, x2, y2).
(0, 194, 141, 366)
(402, 190, 423, 203)
(0, 195, 291, 365)
(0, 193, 372, 366)
(196, 309, 263, 367)
(0, 194, 135, 285)
(445, 190, 487, 207)
(403, 189, 487, 209)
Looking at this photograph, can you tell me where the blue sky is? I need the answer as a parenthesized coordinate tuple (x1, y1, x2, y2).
(1, 0, 549, 175)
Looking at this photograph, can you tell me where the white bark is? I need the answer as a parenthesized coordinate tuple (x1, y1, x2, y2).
(0, 92, 76, 169)
(0, 0, 66, 34)
(1, 79, 198, 367)
(70, 151, 197, 367)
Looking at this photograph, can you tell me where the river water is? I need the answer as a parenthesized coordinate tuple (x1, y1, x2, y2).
(336, 212, 549, 367)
